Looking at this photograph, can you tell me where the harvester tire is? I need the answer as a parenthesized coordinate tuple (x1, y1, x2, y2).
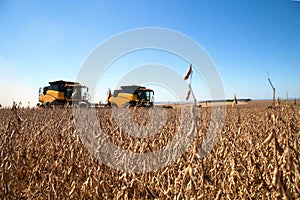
(111, 104, 118, 109)
(45, 102, 52, 108)
(122, 102, 130, 108)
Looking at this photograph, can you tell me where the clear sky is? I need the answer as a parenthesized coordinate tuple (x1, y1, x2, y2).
(0, 0, 300, 106)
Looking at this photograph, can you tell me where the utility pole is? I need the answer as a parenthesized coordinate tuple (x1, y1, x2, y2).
(267, 72, 276, 107)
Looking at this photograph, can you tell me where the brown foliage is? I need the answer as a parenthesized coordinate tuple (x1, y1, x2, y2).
(0, 106, 299, 199)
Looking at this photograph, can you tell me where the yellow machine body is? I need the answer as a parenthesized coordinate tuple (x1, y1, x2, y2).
(39, 90, 65, 103)
(108, 85, 154, 108)
(109, 93, 136, 108)
(38, 80, 89, 107)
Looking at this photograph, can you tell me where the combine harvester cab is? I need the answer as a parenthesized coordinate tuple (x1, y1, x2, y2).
(108, 85, 154, 108)
(38, 80, 90, 108)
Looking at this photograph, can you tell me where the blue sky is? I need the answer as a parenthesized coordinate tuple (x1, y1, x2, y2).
(0, 0, 300, 106)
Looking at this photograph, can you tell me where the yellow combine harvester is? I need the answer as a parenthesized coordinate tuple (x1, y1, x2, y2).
(108, 85, 154, 108)
(38, 80, 90, 107)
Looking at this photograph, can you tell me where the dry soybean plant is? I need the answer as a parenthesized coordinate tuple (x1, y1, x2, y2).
(0, 105, 299, 199)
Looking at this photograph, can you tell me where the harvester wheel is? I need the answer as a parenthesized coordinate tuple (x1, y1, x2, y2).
(45, 102, 52, 108)
(122, 102, 130, 108)
(79, 102, 89, 109)
(111, 104, 118, 109)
